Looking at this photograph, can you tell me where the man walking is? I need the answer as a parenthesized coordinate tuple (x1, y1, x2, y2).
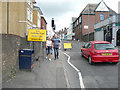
(52, 34, 61, 60)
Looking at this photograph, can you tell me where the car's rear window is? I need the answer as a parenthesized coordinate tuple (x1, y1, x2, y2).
(94, 43, 115, 50)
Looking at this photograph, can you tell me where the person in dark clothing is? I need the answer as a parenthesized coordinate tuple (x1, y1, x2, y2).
(52, 34, 61, 60)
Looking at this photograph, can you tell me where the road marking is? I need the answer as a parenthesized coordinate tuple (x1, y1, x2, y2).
(64, 53, 85, 89)
(60, 51, 71, 88)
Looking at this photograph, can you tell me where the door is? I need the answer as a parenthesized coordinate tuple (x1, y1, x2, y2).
(117, 29, 120, 46)
(85, 43, 93, 57)
(83, 43, 90, 57)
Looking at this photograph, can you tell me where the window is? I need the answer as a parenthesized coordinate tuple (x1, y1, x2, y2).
(100, 14, 104, 21)
(31, 2, 33, 8)
(28, 0, 30, 5)
(79, 17, 81, 23)
(94, 44, 115, 50)
(27, 8, 33, 22)
(87, 43, 92, 48)
(85, 43, 89, 48)
(38, 18, 40, 27)
(30, 11, 33, 22)
(27, 8, 30, 20)
(77, 20, 78, 25)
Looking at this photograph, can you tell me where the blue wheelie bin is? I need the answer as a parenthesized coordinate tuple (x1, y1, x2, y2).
(19, 49, 34, 71)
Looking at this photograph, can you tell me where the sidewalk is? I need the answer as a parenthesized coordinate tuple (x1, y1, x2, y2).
(2, 51, 67, 88)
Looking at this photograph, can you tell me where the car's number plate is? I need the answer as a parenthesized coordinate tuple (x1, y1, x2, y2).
(102, 53, 112, 56)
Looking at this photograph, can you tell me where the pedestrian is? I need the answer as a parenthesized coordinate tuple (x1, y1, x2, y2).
(112, 38, 115, 47)
(46, 37, 53, 61)
(52, 34, 61, 60)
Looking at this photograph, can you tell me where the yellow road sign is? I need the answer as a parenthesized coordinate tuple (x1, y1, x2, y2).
(64, 43, 72, 49)
(27, 29, 46, 42)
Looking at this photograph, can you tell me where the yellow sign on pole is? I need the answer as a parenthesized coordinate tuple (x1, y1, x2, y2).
(64, 43, 72, 49)
(27, 29, 46, 42)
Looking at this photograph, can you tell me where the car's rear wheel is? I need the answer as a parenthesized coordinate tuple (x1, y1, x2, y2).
(88, 56, 94, 65)
(112, 62, 118, 64)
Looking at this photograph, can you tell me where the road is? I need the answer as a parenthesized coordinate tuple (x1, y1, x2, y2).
(61, 40, 119, 88)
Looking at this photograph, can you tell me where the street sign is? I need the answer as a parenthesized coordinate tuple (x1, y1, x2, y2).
(84, 25, 88, 29)
(27, 29, 46, 42)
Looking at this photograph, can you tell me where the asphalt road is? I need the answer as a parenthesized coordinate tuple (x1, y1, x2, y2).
(61, 40, 119, 89)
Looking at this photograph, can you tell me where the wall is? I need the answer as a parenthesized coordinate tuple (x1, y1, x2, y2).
(33, 10, 38, 26)
(2, 34, 45, 83)
(94, 30, 104, 41)
(82, 32, 94, 42)
(2, 1, 7, 34)
(82, 15, 95, 35)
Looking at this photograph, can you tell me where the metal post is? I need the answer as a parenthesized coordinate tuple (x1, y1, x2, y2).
(88, 7, 90, 42)
(7, 0, 9, 34)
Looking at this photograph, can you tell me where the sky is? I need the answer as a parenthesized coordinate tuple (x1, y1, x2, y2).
(35, 0, 120, 32)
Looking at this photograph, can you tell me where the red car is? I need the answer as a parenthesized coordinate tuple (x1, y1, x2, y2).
(81, 41, 119, 65)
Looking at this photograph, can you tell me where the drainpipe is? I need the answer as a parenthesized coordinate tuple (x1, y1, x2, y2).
(7, 0, 9, 34)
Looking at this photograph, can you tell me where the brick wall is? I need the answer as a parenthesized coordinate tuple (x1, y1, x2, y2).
(82, 15, 95, 35)
(95, 12, 110, 24)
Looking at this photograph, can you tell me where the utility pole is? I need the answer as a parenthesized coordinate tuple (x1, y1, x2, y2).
(7, 0, 9, 34)
(88, 5, 90, 42)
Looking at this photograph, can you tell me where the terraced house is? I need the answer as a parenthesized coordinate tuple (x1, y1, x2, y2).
(1, 0, 36, 37)
(73, 0, 116, 41)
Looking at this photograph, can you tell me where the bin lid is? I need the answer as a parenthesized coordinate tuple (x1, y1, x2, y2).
(22, 49, 33, 51)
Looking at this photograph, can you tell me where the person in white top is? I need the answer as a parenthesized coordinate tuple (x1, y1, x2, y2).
(112, 38, 115, 47)
(46, 37, 53, 61)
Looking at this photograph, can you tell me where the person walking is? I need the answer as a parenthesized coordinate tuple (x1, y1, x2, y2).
(52, 34, 61, 60)
(46, 37, 53, 61)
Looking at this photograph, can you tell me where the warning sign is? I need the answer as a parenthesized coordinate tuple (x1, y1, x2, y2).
(27, 29, 46, 42)
(64, 43, 72, 49)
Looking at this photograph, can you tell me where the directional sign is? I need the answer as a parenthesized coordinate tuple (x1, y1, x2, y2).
(27, 29, 46, 42)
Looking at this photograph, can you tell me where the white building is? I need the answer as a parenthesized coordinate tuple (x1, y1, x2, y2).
(94, 14, 120, 46)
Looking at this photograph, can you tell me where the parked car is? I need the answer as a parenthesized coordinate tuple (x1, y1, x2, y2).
(81, 41, 119, 65)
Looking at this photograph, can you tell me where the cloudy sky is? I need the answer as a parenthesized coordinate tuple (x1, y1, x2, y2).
(36, 0, 119, 32)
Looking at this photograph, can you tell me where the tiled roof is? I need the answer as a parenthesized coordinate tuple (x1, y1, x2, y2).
(81, 2, 116, 15)
(81, 4, 98, 15)
(72, 17, 77, 22)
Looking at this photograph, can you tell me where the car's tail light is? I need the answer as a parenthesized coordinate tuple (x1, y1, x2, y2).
(113, 52, 119, 56)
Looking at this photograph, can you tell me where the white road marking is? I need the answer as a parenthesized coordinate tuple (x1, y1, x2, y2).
(64, 53, 85, 89)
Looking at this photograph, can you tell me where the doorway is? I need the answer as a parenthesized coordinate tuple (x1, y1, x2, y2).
(117, 29, 120, 46)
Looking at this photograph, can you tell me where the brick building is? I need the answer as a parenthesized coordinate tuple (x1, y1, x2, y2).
(73, 0, 116, 41)
(41, 16, 47, 30)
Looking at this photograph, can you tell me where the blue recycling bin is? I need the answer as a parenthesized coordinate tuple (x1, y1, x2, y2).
(19, 49, 34, 71)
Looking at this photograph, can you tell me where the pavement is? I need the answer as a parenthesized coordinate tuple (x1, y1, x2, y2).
(2, 50, 67, 88)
